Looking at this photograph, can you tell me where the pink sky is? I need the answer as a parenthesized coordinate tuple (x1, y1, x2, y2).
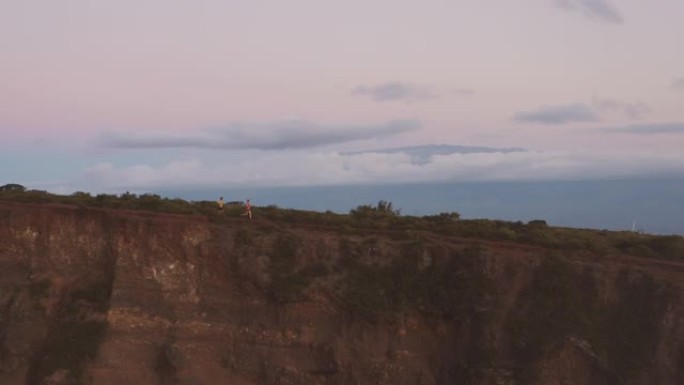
(1, 0, 683, 191)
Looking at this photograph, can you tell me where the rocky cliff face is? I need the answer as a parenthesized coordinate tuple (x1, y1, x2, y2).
(1, 201, 683, 385)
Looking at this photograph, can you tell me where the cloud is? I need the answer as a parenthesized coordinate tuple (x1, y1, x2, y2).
(555, 0, 623, 24)
(592, 96, 650, 120)
(515, 96, 649, 125)
(352, 82, 472, 102)
(353, 82, 435, 102)
(75, 148, 684, 193)
(513, 103, 599, 124)
(98, 119, 420, 150)
(344, 144, 528, 165)
(83, 160, 204, 189)
(672, 78, 684, 91)
(603, 122, 684, 134)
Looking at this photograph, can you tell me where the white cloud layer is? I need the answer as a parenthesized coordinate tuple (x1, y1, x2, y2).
(70, 149, 684, 193)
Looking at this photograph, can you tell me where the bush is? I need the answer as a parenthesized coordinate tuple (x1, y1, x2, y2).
(350, 200, 400, 219)
(266, 233, 316, 303)
(0, 183, 26, 192)
(506, 254, 596, 381)
(342, 244, 495, 322)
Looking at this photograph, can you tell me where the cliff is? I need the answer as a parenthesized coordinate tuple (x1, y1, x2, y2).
(1, 201, 684, 385)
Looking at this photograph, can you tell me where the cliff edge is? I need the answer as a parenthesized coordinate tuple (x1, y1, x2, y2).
(1, 200, 684, 385)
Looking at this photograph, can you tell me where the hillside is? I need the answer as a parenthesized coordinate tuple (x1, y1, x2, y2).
(1, 192, 684, 384)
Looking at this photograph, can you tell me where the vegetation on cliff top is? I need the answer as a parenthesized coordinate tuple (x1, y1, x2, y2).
(2, 183, 683, 262)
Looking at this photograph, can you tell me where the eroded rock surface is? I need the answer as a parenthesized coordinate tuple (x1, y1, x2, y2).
(1, 202, 683, 384)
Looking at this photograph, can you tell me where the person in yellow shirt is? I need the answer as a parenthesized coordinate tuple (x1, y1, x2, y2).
(217, 196, 224, 214)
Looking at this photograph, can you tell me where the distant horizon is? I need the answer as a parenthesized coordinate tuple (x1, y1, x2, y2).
(6, 175, 682, 235)
(153, 177, 684, 236)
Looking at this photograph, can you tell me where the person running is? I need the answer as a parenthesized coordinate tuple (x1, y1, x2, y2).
(217, 196, 224, 214)
(241, 199, 252, 220)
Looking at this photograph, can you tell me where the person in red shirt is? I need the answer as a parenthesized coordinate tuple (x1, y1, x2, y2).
(241, 199, 252, 220)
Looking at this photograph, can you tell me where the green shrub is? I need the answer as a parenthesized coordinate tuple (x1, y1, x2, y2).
(266, 233, 321, 303)
(506, 254, 596, 381)
(342, 244, 495, 322)
(527, 219, 547, 227)
(601, 271, 673, 378)
(26, 280, 112, 385)
(0, 183, 27, 192)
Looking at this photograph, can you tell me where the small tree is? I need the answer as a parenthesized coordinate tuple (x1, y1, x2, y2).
(350, 200, 400, 219)
(376, 200, 400, 215)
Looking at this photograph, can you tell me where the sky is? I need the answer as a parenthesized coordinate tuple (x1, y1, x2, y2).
(1, 0, 684, 194)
